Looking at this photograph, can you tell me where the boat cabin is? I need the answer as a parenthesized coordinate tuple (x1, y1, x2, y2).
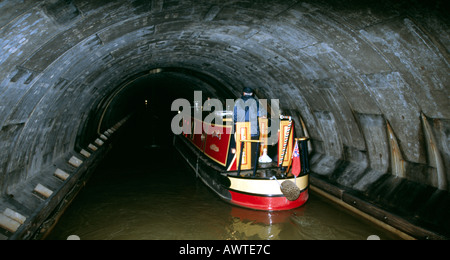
(179, 107, 309, 177)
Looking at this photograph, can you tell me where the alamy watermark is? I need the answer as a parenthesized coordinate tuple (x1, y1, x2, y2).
(170, 91, 282, 144)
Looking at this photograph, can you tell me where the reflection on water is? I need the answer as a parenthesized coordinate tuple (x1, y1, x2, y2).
(46, 144, 400, 240)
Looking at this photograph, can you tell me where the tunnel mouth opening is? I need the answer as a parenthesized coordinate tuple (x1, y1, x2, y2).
(75, 66, 238, 153)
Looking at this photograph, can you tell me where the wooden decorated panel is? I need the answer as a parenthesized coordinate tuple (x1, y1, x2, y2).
(259, 118, 268, 156)
(235, 122, 251, 170)
(278, 120, 294, 167)
(203, 123, 232, 166)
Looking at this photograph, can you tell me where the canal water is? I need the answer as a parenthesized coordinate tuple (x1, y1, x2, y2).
(45, 114, 401, 240)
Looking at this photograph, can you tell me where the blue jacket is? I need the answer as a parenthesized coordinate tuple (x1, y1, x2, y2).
(234, 95, 261, 137)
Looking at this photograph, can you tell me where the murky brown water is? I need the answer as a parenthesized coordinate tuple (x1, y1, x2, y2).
(45, 141, 401, 240)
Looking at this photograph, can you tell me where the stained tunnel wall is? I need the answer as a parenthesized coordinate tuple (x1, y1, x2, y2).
(0, 0, 449, 239)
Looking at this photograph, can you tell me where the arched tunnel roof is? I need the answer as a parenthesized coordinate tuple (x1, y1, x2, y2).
(0, 0, 449, 239)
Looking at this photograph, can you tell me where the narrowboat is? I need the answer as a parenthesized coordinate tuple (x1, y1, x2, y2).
(173, 110, 310, 211)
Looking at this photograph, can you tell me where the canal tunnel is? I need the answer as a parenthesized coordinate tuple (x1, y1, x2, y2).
(0, 0, 449, 239)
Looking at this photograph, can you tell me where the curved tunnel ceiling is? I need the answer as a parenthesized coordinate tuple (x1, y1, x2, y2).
(0, 0, 449, 238)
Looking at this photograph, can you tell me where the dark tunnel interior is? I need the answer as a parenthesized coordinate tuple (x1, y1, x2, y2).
(75, 68, 232, 150)
(0, 0, 449, 239)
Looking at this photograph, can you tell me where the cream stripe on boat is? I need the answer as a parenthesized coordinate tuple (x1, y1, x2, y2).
(228, 175, 308, 196)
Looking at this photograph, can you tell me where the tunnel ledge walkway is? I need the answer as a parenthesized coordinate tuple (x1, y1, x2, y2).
(0, 118, 129, 240)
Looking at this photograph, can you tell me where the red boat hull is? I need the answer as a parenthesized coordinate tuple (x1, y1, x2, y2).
(229, 188, 309, 211)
